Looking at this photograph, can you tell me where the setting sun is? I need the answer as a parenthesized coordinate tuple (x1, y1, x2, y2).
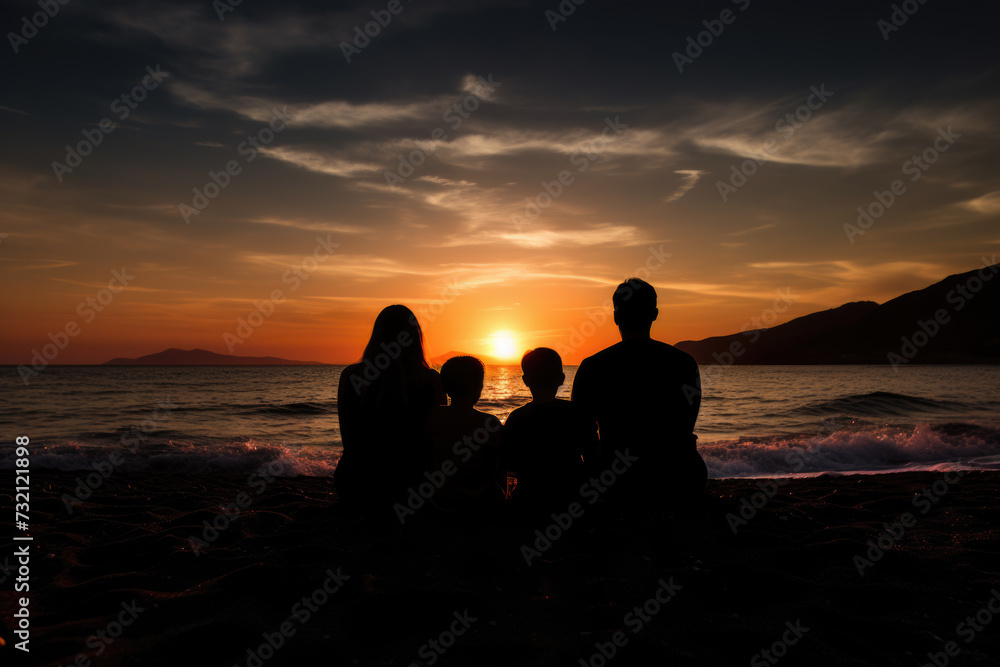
(488, 331, 519, 361)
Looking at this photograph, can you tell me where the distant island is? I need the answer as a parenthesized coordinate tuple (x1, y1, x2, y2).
(103, 348, 330, 366)
(675, 262, 1000, 365)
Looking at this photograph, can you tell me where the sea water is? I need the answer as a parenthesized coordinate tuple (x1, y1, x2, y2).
(1, 364, 998, 478)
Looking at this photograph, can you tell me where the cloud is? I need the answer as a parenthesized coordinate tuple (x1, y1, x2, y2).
(495, 225, 642, 248)
(961, 191, 1000, 214)
(686, 96, 999, 169)
(166, 81, 444, 130)
(242, 217, 369, 235)
(237, 252, 419, 278)
(729, 223, 779, 236)
(691, 107, 888, 168)
(662, 170, 705, 203)
(260, 146, 382, 178)
(263, 99, 441, 130)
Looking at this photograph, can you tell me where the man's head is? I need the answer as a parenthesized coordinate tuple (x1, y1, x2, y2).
(613, 277, 658, 335)
(521, 347, 565, 399)
(441, 355, 485, 405)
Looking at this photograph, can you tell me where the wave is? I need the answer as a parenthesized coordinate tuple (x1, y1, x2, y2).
(5, 422, 998, 480)
(790, 391, 970, 418)
(0, 440, 339, 477)
(700, 422, 1000, 478)
(163, 401, 337, 416)
(252, 402, 334, 416)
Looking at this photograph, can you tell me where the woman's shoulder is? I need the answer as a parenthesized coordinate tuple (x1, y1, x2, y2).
(339, 362, 381, 397)
(420, 365, 443, 388)
(339, 363, 365, 385)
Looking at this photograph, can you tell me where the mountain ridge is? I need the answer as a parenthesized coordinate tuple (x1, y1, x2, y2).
(675, 263, 1000, 365)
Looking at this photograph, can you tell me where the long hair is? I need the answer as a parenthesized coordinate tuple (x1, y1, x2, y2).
(355, 305, 431, 411)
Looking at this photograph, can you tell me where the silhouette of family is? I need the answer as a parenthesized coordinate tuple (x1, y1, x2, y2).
(333, 278, 707, 519)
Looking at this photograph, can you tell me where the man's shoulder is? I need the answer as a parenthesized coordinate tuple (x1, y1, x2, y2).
(582, 339, 696, 367)
(650, 339, 698, 365)
(579, 341, 626, 368)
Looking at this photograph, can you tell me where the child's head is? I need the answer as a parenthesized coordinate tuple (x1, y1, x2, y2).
(441, 355, 485, 405)
(521, 347, 565, 398)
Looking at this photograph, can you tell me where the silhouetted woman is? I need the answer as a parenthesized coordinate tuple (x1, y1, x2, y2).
(334, 305, 445, 511)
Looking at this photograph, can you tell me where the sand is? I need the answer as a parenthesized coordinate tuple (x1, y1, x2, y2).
(3, 471, 998, 666)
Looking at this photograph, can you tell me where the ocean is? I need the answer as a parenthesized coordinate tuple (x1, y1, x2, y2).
(2, 364, 998, 479)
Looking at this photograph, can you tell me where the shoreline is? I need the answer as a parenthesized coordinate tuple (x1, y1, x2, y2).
(3, 470, 998, 665)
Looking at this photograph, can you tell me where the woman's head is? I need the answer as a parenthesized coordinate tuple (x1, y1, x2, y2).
(361, 304, 429, 369)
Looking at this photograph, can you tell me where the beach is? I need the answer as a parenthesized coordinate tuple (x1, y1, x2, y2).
(6, 1, 1000, 665)
(5, 470, 998, 666)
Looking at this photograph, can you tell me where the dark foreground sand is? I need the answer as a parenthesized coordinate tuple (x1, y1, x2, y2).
(2, 471, 998, 666)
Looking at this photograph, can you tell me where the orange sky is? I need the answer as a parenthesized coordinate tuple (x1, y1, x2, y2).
(3, 3, 998, 366)
(3, 221, 984, 366)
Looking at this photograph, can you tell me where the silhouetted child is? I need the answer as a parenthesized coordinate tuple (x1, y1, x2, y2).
(502, 348, 599, 514)
(423, 356, 504, 512)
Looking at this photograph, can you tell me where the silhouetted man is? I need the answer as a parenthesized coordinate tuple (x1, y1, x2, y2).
(571, 278, 707, 507)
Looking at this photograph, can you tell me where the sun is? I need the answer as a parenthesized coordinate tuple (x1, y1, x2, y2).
(488, 331, 518, 361)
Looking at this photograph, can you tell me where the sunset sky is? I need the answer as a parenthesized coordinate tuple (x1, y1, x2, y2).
(2, 0, 998, 365)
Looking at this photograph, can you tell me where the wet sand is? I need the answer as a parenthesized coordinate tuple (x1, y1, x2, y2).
(3, 471, 998, 666)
